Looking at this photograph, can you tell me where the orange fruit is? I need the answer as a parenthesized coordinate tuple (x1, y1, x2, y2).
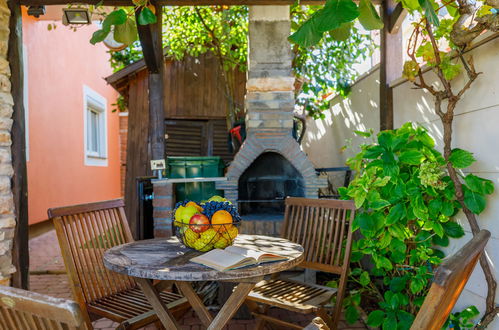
(211, 210, 233, 232)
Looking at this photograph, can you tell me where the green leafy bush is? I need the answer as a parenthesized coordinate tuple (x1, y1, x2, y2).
(338, 123, 493, 329)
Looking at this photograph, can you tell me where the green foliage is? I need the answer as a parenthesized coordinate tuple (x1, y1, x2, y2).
(449, 148, 476, 169)
(289, 0, 382, 48)
(162, 6, 248, 72)
(339, 123, 493, 328)
(291, 6, 375, 118)
(358, 0, 384, 30)
(444, 306, 480, 329)
(137, 7, 157, 25)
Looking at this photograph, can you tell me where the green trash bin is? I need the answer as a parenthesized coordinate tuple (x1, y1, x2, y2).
(167, 156, 225, 203)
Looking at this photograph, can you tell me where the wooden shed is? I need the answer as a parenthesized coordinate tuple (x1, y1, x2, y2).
(106, 52, 246, 225)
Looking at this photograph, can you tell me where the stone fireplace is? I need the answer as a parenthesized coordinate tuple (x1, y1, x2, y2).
(215, 6, 326, 235)
(152, 6, 326, 238)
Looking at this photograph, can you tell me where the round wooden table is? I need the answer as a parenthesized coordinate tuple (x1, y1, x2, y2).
(103, 234, 304, 330)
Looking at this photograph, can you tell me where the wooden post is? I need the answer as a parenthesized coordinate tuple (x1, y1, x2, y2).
(132, 3, 166, 238)
(379, 0, 405, 131)
(8, 0, 29, 289)
(136, 3, 165, 161)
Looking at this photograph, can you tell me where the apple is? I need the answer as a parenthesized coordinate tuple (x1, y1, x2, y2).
(189, 213, 210, 233)
(181, 205, 198, 225)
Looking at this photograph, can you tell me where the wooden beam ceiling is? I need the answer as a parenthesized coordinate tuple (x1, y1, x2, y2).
(20, 0, 332, 6)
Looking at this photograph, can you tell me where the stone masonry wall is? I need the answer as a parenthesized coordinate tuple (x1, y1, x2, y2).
(217, 6, 327, 208)
(0, 1, 18, 285)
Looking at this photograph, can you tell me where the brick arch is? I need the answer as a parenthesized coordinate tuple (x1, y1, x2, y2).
(221, 132, 326, 201)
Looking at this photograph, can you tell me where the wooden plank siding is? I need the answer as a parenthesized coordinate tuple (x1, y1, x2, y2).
(124, 70, 151, 236)
(117, 53, 245, 235)
(163, 53, 246, 120)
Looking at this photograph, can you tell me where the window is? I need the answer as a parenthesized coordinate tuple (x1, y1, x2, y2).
(83, 86, 107, 166)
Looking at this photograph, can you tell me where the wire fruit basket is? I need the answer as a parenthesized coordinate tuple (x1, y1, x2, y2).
(172, 198, 242, 252)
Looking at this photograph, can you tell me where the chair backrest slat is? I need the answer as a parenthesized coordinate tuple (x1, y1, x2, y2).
(282, 197, 355, 274)
(48, 199, 136, 308)
(411, 230, 490, 330)
(0, 285, 89, 329)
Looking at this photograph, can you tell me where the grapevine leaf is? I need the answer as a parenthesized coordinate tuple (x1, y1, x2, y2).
(102, 9, 127, 30)
(138, 7, 157, 25)
(440, 56, 461, 80)
(358, 0, 384, 30)
(314, 0, 359, 33)
(289, 18, 323, 48)
(445, 0, 459, 17)
(401, 0, 420, 11)
(418, 0, 439, 26)
(330, 22, 353, 41)
(416, 42, 436, 64)
(90, 29, 110, 45)
(449, 148, 476, 168)
(114, 18, 138, 46)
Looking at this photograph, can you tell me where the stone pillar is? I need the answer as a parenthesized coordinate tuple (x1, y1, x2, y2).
(246, 6, 295, 134)
(0, 1, 17, 285)
(152, 179, 174, 237)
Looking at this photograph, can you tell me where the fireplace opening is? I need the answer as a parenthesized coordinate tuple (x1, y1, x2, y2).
(238, 152, 305, 215)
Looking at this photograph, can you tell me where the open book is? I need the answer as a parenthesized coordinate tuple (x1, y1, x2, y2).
(190, 245, 288, 272)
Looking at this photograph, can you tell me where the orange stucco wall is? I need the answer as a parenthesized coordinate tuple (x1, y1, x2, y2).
(23, 11, 121, 224)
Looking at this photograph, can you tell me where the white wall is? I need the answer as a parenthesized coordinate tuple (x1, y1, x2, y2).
(302, 65, 380, 168)
(303, 33, 499, 326)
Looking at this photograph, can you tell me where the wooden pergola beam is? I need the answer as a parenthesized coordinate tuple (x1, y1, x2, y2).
(389, 2, 407, 34)
(20, 0, 332, 5)
(379, 0, 404, 131)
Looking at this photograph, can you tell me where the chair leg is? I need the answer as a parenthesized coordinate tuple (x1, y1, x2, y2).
(245, 300, 268, 330)
(316, 308, 336, 330)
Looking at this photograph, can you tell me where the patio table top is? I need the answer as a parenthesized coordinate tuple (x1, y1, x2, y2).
(103, 234, 304, 281)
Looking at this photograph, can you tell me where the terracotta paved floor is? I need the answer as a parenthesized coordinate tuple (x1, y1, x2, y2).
(29, 230, 367, 329)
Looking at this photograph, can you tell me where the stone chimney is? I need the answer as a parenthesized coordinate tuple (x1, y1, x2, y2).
(245, 6, 295, 135)
(217, 6, 326, 223)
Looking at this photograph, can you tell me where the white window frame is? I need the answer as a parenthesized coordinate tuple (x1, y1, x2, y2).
(83, 85, 108, 167)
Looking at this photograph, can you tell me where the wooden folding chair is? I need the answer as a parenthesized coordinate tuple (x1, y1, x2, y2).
(0, 285, 89, 329)
(245, 197, 355, 330)
(48, 199, 189, 329)
(411, 229, 491, 330)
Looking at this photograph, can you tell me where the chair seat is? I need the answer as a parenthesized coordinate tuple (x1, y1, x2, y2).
(247, 279, 337, 314)
(88, 287, 188, 322)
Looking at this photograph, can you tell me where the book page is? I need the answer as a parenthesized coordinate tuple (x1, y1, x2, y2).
(226, 246, 288, 263)
(190, 249, 256, 271)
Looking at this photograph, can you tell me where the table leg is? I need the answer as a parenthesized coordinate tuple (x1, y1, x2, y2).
(136, 278, 181, 329)
(176, 281, 213, 328)
(208, 282, 256, 330)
